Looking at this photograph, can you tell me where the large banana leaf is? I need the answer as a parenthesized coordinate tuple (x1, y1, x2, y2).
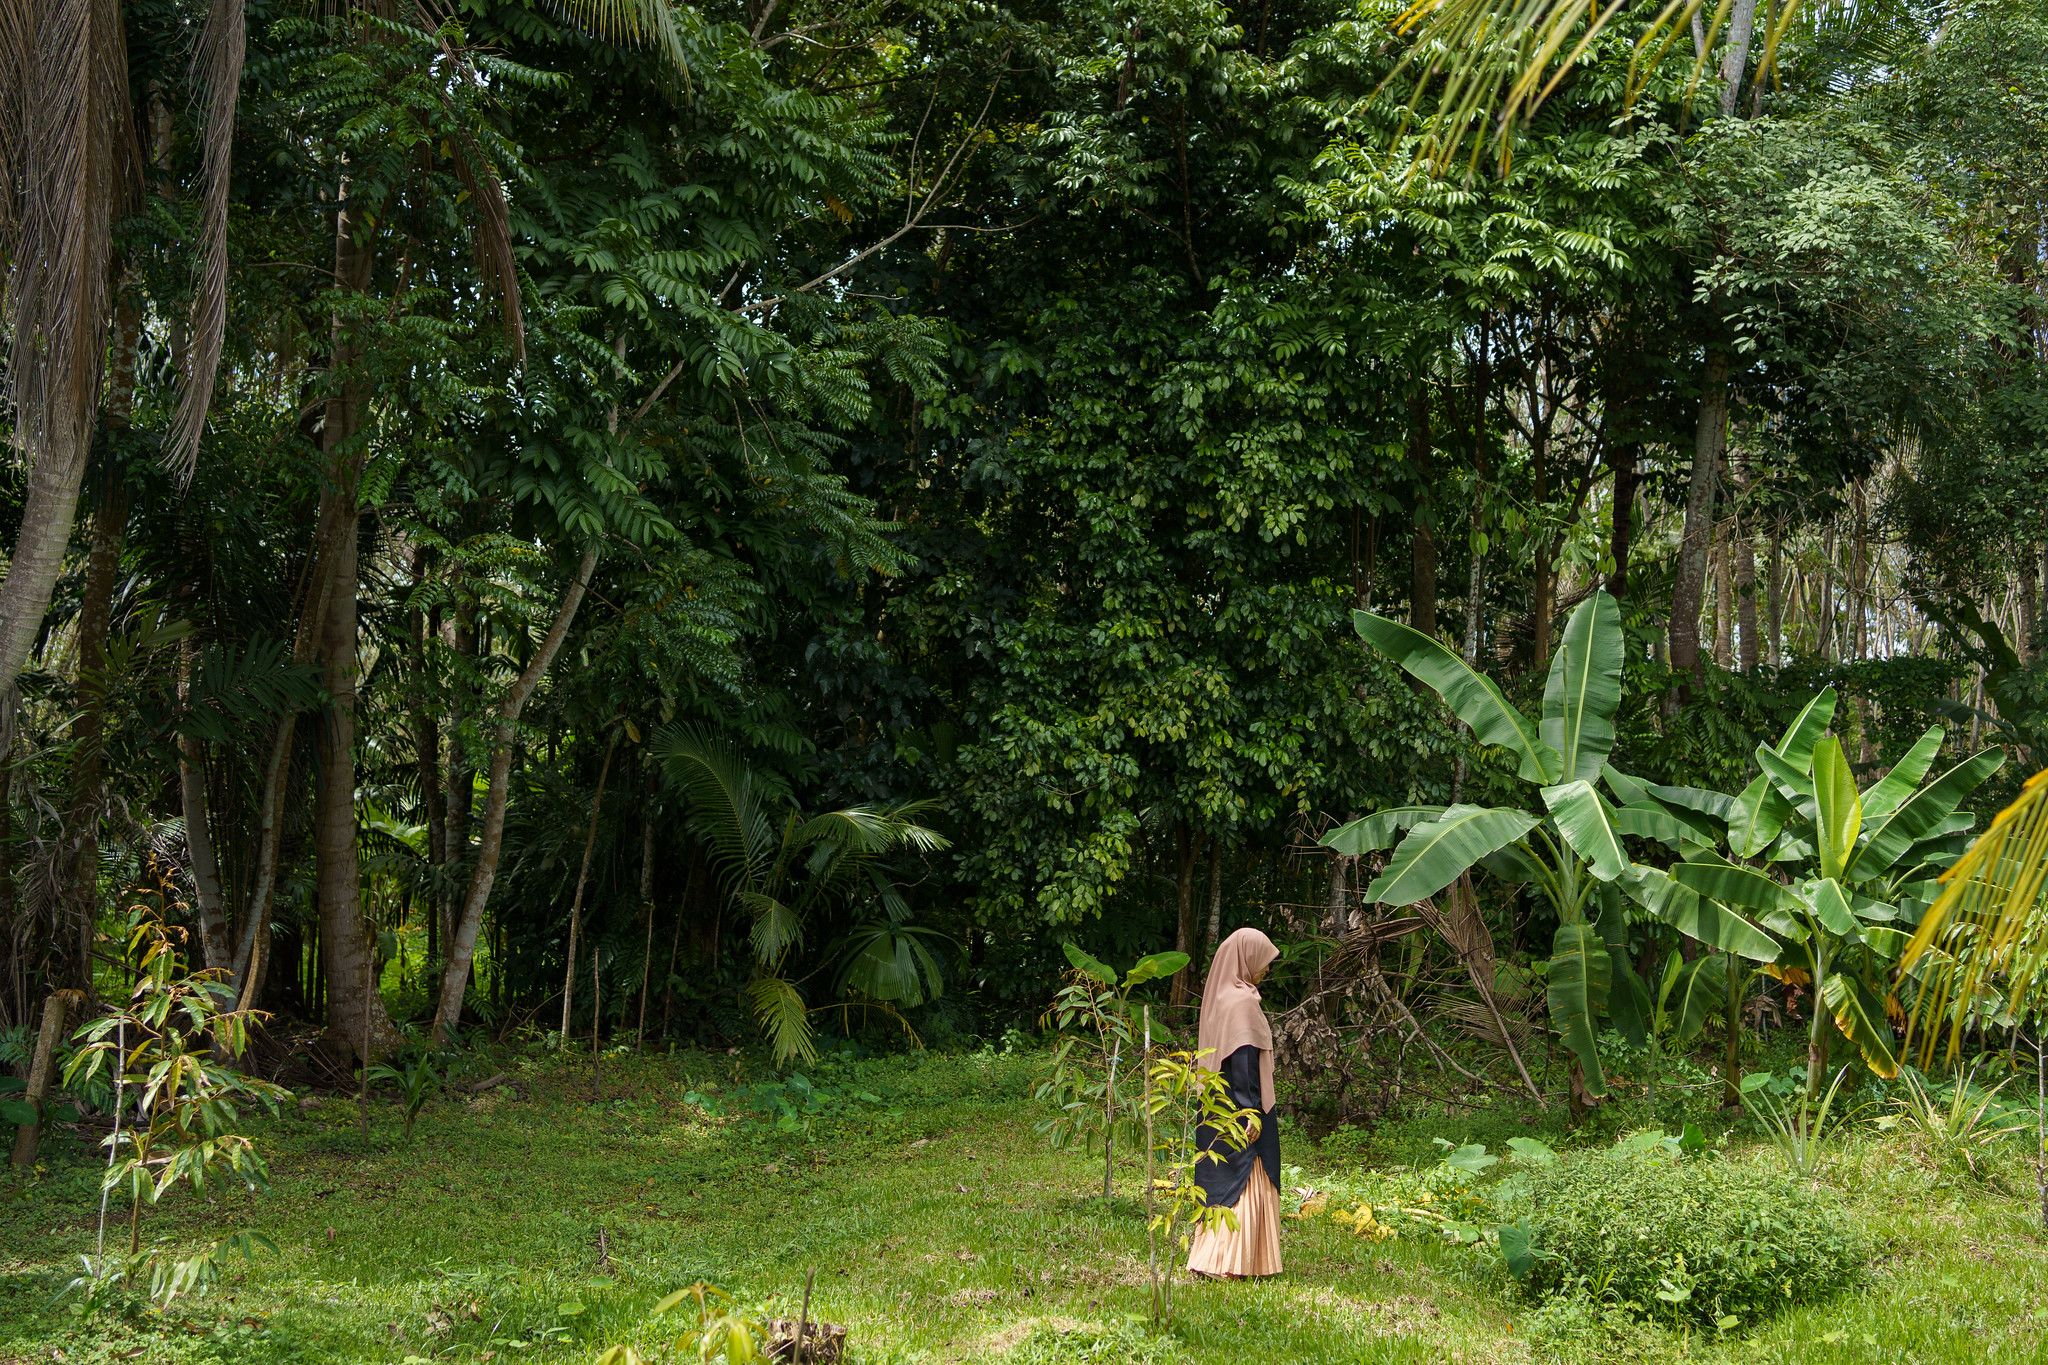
(1353, 612, 1561, 783)
(1851, 747, 2006, 878)
(1670, 859, 1802, 913)
(1322, 806, 1446, 856)
(1540, 591, 1622, 784)
(1541, 780, 1627, 880)
(1602, 764, 1650, 807)
(1822, 972, 1900, 1078)
(1770, 686, 1838, 771)
(1811, 738, 1863, 882)
(1646, 782, 1737, 823)
(1755, 743, 1819, 820)
(1807, 876, 1859, 940)
(1860, 725, 1944, 821)
(1597, 889, 1647, 1049)
(1611, 801, 1687, 847)
(1478, 841, 1547, 884)
(1618, 864, 1779, 962)
(1547, 922, 1610, 1099)
(1363, 805, 1540, 907)
(1727, 774, 1793, 860)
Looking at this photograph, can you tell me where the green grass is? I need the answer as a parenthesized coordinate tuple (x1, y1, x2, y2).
(5, 1043, 2048, 1364)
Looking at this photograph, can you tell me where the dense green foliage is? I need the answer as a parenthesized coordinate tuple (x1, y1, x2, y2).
(1516, 1145, 1869, 1327)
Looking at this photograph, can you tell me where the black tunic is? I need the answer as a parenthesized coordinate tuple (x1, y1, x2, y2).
(1192, 1043, 1281, 1210)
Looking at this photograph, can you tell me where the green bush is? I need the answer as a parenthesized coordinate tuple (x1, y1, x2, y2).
(1518, 1147, 1867, 1327)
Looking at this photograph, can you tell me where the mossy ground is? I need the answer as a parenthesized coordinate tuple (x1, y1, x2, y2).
(4, 1043, 2048, 1364)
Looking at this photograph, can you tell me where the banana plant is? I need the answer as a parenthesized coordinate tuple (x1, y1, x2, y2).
(1602, 687, 2004, 1109)
(1325, 590, 1674, 1099)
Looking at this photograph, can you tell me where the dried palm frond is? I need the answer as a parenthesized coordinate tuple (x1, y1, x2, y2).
(163, 0, 246, 482)
(1899, 768, 2048, 1065)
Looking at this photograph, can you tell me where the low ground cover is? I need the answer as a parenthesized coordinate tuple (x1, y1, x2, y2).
(5, 1042, 2048, 1364)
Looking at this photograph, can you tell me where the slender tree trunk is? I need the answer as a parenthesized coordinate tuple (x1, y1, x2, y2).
(1531, 432, 1553, 666)
(1712, 521, 1733, 668)
(1409, 389, 1437, 640)
(636, 794, 656, 1047)
(661, 850, 700, 1040)
(1607, 444, 1637, 597)
(1719, 0, 1761, 116)
(60, 475, 127, 991)
(442, 597, 475, 955)
(1734, 455, 1758, 673)
(1453, 497, 1486, 802)
(1851, 480, 1869, 662)
(410, 554, 447, 969)
(559, 738, 617, 1043)
(433, 547, 601, 1040)
(1768, 519, 1785, 668)
(2022, 545, 2039, 664)
(9, 992, 70, 1169)
(1671, 349, 1728, 693)
(1169, 821, 1202, 1007)
(177, 639, 230, 970)
(312, 195, 396, 1064)
(1201, 837, 1224, 959)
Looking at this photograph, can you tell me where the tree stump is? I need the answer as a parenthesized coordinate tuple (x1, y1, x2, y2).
(766, 1318, 846, 1363)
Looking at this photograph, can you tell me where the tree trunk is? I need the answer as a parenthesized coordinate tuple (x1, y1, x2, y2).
(312, 194, 397, 1064)
(9, 992, 70, 1170)
(59, 475, 127, 990)
(1607, 444, 1637, 597)
(442, 597, 475, 955)
(1850, 480, 1869, 661)
(1718, 0, 1761, 116)
(1201, 836, 1224, 959)
(410, 553, 447, 969)
(1670, 348, 1728, 693)
(1408, 389, 1437, 640)
(432, 547, 601, 1040)
(0, 3, 124, 714)
(1768, 519, 1785, 668)
(637, 798, 656, 1047)
(2022, 544, 2040, 664)
(1169, 821, 1202, 1007)
(560, 735, 617, 1041)
(177, 639, 230, 971)
(1531, 429, 1553, 666)
(1712, 521, 1733, 668)
(1734, 458, 1758, 673)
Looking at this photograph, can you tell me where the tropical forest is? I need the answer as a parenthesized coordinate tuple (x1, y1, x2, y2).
(5, 0, 2048, 1360)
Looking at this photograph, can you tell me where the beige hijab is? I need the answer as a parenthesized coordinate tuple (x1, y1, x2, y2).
(1196, 927, 1278, 1111)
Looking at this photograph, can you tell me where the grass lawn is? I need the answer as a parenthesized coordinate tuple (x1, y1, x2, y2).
(6, 1042, 2048, 1364)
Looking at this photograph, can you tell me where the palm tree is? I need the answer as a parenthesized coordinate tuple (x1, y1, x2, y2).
(657, 727, 948, 1064)
(0, 0, 245, 717)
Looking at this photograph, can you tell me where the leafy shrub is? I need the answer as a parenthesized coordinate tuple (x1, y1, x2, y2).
(1517, 1147, 1867, 1327)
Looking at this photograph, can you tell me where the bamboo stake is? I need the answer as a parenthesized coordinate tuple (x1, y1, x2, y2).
(1144, 1004, 1158, 1326)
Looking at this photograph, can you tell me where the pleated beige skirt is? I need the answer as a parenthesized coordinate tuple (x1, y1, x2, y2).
(1185, 1161, 1282, 1278)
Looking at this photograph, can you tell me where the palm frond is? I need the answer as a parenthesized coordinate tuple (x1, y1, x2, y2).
(163, 0, 244, 482)
(740, 888, 802, 965)
(654, 724, 773, 893)
(1389, 0, 1775, 172)
(745, 973, 813, 1066)
(5, 0, 135, 460)
(1899, 768, 2048, 1065)
(552, 0, 692, 94)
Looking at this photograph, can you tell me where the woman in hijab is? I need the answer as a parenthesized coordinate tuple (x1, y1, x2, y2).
(1185, 926, 1282, 1279)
